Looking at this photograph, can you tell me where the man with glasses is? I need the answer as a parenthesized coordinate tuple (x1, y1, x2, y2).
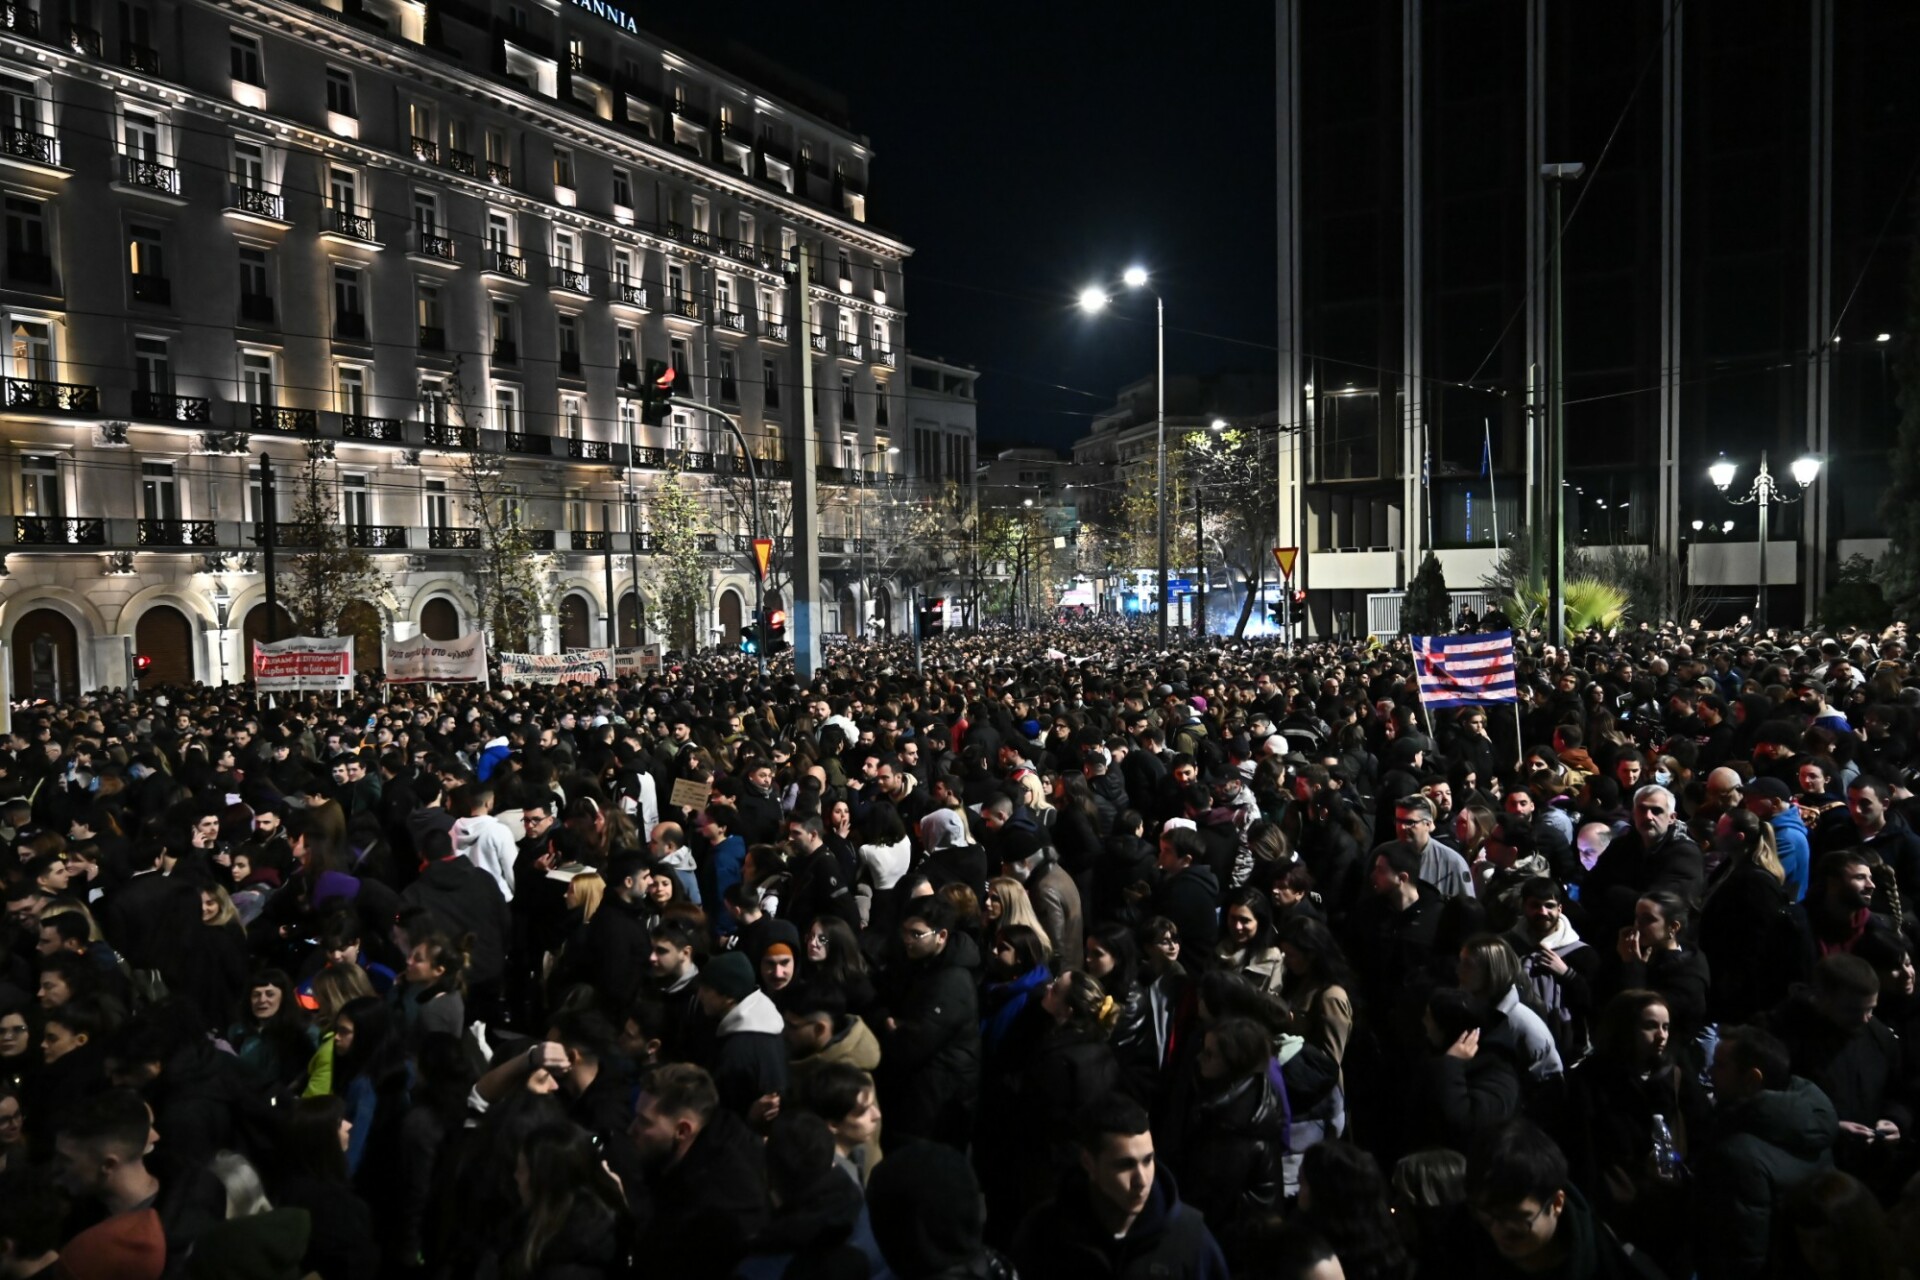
(1394, 794, 1474, 900)
(1465, 1119, 1647, 1277)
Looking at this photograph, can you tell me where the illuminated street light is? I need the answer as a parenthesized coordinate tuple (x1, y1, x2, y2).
(1077, 287, 1108, 313)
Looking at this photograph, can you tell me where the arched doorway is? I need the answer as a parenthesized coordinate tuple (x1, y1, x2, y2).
(718, 589, 743, 648)
(241, 603, 293, 683)
(840, 588, 859, 636)
(134, 604, 193, 689)
(871, 585, 893, 636)
(617, 592, 641, 647)
(11, 607, 77, 701)
(420, 597, 460, 640)
(337, 601, 382, 675)
(559, 594, 591, 650)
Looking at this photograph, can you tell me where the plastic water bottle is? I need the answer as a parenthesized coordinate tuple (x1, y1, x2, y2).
(1649, 1114, 1682, 1181)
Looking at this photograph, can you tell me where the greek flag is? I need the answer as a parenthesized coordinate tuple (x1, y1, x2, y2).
(1413, 631, 1518, 707)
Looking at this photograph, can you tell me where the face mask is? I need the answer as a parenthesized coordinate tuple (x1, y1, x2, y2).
(1654, 770, 1672, 787)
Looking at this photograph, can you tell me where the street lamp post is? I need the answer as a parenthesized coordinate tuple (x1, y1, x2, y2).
(855, 445, 900, 636)
(1708, 450, 1822, 628)
(1080, 266, 1167, 646)
(211, 583, 231, 685)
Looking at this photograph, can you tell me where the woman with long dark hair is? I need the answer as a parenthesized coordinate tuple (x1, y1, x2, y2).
(1297, 1140, 1411, 1280)
(803, 914, 876, 1016)
(329, 996, 410, 1178)
(1217, 887, 1286, 994)
(1564, 989, 1708, 1278)
(1165, 1013, 1292, 1269)
(270, 1095, 380, 1279)
(979, 924, 1053, 1060)
(399, 1032, 479, 1273)
(225, 969, 313, 1095)
(1698, 806, 1791, 1025)
(500, 1122, 627, 1278)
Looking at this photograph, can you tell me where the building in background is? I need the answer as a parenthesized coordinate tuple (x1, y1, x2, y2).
(0, 0, 952, 694)
(1271, 0, 1917, 635)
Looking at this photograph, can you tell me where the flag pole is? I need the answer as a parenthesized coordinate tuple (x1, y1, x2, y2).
(1485, 419, 1500, 546)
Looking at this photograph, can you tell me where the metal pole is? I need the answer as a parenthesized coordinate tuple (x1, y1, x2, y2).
(1155, 295, 1169, 647)
(600, 506, 616, 648)
(259, 453, 278, 643)
(1546, 175, 1567, 647)
(1194, 476, 1205, 636)
(672, 398, 767, 674)
(625, 412, 641, 649)
(1756, 449, 1769, 626)
(910, 586, 924, 673)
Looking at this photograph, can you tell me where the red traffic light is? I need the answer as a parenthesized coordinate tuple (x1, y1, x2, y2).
(1292, 590, 1307, 605)
(654, 365, 676, 391)
(767, 609, 787, 631)
(134, 654, 153, 672)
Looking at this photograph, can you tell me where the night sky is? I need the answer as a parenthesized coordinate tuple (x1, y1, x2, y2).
(663, 1, 1280, 453)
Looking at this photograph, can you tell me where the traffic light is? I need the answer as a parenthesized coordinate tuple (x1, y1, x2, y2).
(639, 359, 675, 426)
(1293, 589, 1307, 606)
(1266, 600, 1284, 626)
(917, 597, 946, 637)
(134, 654, 153, 675)
(765, 608, 789, 652)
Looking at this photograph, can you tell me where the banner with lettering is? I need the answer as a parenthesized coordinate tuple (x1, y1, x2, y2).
(499, 648, 614, 686)
(612, 645, 663, 678)
(252, 636, 355, 692)
(384, 633, 488, 685)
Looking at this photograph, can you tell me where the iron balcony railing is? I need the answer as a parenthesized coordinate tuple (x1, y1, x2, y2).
(409, 135, 439, 164)
(249, 405, 317, 434)
(570, 530, 608, 550)
(341, 414, 402, 441)
(326, 208, 377, 241)
(568, 438, 612, 461)
(507, 430, 552, 455)
(346, 524, 408, 548)
(6, 377, 98, 413)
(615, 284, 646, 308)
(227, 184, 283, 220)
(423, 422, 476, 449)
(3, 129, 57, 165)
(553, 267, 590, 293)
(123, 157, 179, 194)
(136, 519, 217, 547)
(487, 250, 527, 279)
(428, 526, 481, 549)
(414, 232, 457, 262)
(121, 41, 158, 73)
(131, 391, 209, 422)
(15, 516, 103, 545)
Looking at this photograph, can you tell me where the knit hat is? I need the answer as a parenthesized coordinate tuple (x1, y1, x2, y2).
(867, 1140, 989, 1278)
(1748, 776, 1793, 801)
(699, 951, 757, 1002)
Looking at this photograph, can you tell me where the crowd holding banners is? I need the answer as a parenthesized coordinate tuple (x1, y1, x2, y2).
(1, 612, 1919, 1277)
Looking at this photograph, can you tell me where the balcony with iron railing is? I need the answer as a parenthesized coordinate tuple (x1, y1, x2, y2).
(225, 184, 284, 221)
(485, 249, 527, 279)
(121, 156, 179, 194)
(808, 332, 827, 353)
(837, 339, 864, 360)
(872, 345, 898, 368)
(484, 160, 511, 186)
(3, 128, 59, 167)
(665, 220, 684, 242)
(492, 340, 518, 365)
(570, 529, 608, 551)
(688, 229, 712, 249)
(14, 516, 102, 546)
(670, 295, 701, 321)
(552, 266, 590, 294)
(1, 4, 37, 35)
(341, 414, 402, 441)
(409, 135, 439, 164)
(424, 422, 476, 449)
(121, 41, 158, 73)
(5, 377, 98, 413)
(131, 390, 209, 422)
(716, 310, 745, 333)
(412, 230, 457, 262)
(442, 147, 476, 176)
(428, 525, 481, 549)
(324, 207, 377, 242)
(765, 322, 789, 343)
(524, 528, 556, 550)
(249, 405, 317, 434)
(62, 21, 99, 55)
(507, 429, 551, 455)
(346, 524, 408, 548)
(136, 519, 216, 547)
(614, 283, 647, 308)
(568, 438, 612, 461)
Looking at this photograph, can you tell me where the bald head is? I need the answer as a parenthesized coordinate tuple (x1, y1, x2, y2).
(1706, 768, 1743, 808)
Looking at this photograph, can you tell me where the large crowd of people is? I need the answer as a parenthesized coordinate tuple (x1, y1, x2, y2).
(1, 613, 1919, 1279)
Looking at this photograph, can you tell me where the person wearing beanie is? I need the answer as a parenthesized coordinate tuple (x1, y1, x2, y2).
(1745, 776, 1812, 902)
(699, 950, 788, 1119)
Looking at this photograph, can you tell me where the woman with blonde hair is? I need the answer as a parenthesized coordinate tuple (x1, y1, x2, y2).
(984, 877, 1051, 959)
(1458, 933, 1564, 1083)
(1698, 805, 1789, 1024)
(302, 963, 376, 1098)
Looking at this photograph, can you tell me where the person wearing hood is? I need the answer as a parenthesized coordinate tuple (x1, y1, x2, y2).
(1410, 986, 1525, 1156)
(1153, 825, 1221, 956)
(448, 783, 517, 903)
(1464, 1118, 1662, 1280)
(1012, 1093, 1229, 1279)
(698, 951, 788, 1119)
(1374, 734, 1430, 840)
(1505, 877, 1598, 1060)
(1697, 1024, 1838, 1279)
(735, 1112, 885, 1280)
(920, 806, 989, 899)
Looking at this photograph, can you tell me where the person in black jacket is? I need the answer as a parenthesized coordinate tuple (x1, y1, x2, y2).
(396, 829, 510, 1011)
(1343, 841, 1446, 1017)
(1598, 889, 1712, 1071)
(1154, 826, 1222, 958)
(1409, 987, 1523, 1156)
(1583, 786, 1706, 938)
(580, 852, 654, 1013)
(631, 1062, 770, 1280)
(1697, 807, 1793, 1025)
(1161, 1015, 1289, 1268)
(1011, 1092, 1229, 1279)
(875, 896, 980, 1149)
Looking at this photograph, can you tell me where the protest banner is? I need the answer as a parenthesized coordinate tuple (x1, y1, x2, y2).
(498, 648, 614, 685)
(384, 633, 488, 684)
(252, 636, 355, 693)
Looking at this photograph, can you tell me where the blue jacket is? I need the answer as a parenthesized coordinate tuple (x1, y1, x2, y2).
(711, 834, 747, 931)
(1769, 806, 1812, 902)
(474, 737, 512, 782)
